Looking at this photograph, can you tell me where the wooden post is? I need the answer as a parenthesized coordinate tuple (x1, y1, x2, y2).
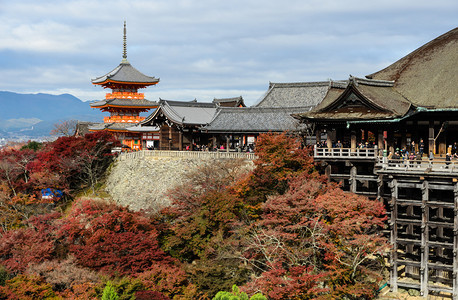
(226, 136, 230, 152)
(389, 179, 398, 292)
(429, 120, 435, 154)
(178, 131, 183, 151)
(325, 164, 331, 180)
(351, 130, 357, 152)
(378, 130, 384, 155)
(453, 183, 458, 298)
(316, 129, 322, 144)
(421, 180, 429, 297)
(168, 126, 173, 150)
(326, 130, 332, 149)
(350, 166, 357, 193)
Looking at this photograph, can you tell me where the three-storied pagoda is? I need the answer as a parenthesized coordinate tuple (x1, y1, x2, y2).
(89, 22, 159, 150)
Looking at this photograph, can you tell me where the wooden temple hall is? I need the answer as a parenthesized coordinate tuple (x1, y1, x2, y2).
(295, 27, 458, 297)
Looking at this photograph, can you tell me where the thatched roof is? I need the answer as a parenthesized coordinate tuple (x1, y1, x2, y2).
(367, 27, 458, 108)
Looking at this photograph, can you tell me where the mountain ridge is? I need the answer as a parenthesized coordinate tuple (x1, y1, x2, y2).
(0, 91, 104, 138)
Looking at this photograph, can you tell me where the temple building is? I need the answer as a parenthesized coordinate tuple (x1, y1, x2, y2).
(295, 27, 458, 297)
(89, 22, 159, 150)
(135, 99, 219, 150)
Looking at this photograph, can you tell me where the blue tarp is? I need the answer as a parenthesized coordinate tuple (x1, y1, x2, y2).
(41, 188, 63, 199)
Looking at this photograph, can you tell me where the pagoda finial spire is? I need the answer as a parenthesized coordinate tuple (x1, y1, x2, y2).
(122, 21, 128, 63)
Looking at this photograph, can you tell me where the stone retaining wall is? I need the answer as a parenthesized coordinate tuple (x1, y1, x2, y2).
(105, 155, 254, 212)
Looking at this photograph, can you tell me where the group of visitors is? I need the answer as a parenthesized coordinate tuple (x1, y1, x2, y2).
(183, 143, 255, 153)
(316, 140, 377, 149)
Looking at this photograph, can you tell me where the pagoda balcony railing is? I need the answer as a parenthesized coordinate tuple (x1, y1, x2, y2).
(313, 145, 378, 160)
(106, 92, 145, 100)
(376, 157, 458, 174)
(104, 116, 145, 123)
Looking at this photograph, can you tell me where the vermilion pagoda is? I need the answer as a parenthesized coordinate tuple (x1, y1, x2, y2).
(89, 22, 159, 150)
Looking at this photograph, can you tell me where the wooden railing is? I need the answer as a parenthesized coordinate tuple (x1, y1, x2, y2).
(104, 116, 145, 123)
(117, 150, 257, 161)
(106, 92, 145, 100)
(314, 145, 378, 159)
(376, 157, 458, 173)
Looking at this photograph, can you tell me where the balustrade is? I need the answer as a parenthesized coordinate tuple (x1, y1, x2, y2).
(105, 92, 145, 100)
(377, 157, 458, 174)
(313, 145, 378, 159)
(104, 116, 145, 123)
(117, 150, 257, 161)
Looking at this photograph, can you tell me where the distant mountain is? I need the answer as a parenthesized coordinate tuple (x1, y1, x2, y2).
(0, 91, 103, 120)
(0, 91, 104, 138)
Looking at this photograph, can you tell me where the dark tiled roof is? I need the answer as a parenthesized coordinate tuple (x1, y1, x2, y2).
(297, 77, 411, 120)
(92, 61, 159, 85)
(88, 122, 136, 131)
(126, 125, 160, 132)
(254, 81, 344, 108)
(74, 121, 98, 136)
(90, 98, 158, 108)
(203, 107, 310, 133)
(213, 96, 246, 107)
(141, 99, 217, 126)
(367, 27, 458, 108)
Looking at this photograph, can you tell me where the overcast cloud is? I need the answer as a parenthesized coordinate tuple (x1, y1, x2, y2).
(0, 0, 456, 105)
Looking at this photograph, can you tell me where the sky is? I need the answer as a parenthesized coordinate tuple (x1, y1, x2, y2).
(0, 0, 456, 106)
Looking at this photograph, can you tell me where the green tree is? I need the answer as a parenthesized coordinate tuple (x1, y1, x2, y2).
(101, 281, 118, 300)
(213, 285, 266, 300)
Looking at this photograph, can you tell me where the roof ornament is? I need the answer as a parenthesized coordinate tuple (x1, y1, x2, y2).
(122, 21, 128, 63)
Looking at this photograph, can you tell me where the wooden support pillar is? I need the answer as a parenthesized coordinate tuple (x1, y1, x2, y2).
(350, 166, 357, 193)
(453, 183, 458, 298)
(168, 126, 173, 150)
(439, 130, 447, 155)
(377, 175, 384, 202)
(316, 129, 322, 144)
(351, 131, 357, 152)
(325, 164, 331, 180)
(226, 136, 230, 152)
(178, 131, 183, 151)
(378, 130, 384, 155)
(389, 179, 398, 292)
(429, 120, 435, 154)
(412, 121, 419, 152)
(326, 130, 332, 149)
(421, 180, 429, 297)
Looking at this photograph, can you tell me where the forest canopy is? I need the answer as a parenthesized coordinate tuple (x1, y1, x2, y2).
(0, 132, 388, 299)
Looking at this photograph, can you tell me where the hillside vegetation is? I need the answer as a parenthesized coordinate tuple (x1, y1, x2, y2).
(0, 132, 388, 299)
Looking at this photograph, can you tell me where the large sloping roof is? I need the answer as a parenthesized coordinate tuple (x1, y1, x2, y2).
(367, 27, 458, 108)
(296, 77, 412, 121)
(141, 99, 217, 126)
(254, 81, 339, 108)
(203, 106, 309, 133)
(92, 61, 159, 86)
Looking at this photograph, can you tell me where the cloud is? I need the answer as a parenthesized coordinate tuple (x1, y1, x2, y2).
(0, 0, 456, 107)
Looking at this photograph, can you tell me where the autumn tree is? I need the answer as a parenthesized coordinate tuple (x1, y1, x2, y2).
(59, 199, 175, 276)
(50, 119, 78, 137)
(235, 132, 320, 220)
(29, 131, 117, 194)
(241, 175, 388, 299)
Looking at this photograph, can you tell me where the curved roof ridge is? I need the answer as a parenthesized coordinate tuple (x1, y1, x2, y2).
(159, 99, 215, 108)
(268, 81, 330, 88)
(350, 76, 395, 87)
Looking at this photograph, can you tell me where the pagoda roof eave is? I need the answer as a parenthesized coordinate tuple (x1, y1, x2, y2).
(90, 104, 158, 109)
(92, 79, 159, 87)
